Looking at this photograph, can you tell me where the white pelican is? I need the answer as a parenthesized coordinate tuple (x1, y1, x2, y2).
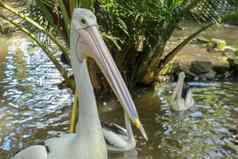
(69, 93, 137, 152)
(13, 8, 147, 159)
(170, 72, 194, 111)
(69, 93, 137, 153)
(102, 112, 136, 152)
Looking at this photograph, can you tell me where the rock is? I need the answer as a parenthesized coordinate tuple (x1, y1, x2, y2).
(169, 25, 238, 81)
(213, 65, 230, 74)
(212, 57, 230, 74)
(224, 46, 237, 54)
(195, 71, 216, 81)
(224, 46, 237, 59)
(207, 38, 226, 52)
(196, 37, 209, 44)
(203, 70, 216, 80)
(228, 57, 238, 73)
(190, 61, 212, 74)
(211, 38, 226, 51)
(233, 107, 238, 113)
(171, 63, 194, 81)
(190, 112, 203, 118)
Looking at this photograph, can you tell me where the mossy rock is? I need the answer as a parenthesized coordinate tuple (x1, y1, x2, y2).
(196, 37, 209, 44)
(212, 58, 230, 74)
(190, 61, 212, 74)
(228, 57, 238, 72)
(211, 38, 226, 51)
(235, 50, 238, 56)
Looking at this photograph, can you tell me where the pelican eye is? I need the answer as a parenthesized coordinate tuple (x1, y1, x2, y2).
(81, 18, 87, 25)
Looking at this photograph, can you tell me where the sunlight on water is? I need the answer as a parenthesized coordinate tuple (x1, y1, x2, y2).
(0, 35, 72, 158)
(0, 32, 238, 159)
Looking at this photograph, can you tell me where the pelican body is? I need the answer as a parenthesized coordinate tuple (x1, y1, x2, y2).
(69, 93, 137, 152)
(103, 113, 136, 152)
(13, 8, 147, 159)
(171, 72, 194, 111)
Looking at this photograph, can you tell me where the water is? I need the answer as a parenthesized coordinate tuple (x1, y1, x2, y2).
(0, 34, 72, 158)
(0, 31, 238, 159)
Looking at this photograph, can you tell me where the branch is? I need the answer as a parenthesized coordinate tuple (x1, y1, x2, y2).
(0, 14, 69, 81)
(58, 0, 70, 38)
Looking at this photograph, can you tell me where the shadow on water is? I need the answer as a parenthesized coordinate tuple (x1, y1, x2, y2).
(0, 32, 238, 159)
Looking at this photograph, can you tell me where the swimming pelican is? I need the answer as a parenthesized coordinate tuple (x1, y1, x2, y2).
(13, 8, 147, 159)
(170, 72, 194, 111)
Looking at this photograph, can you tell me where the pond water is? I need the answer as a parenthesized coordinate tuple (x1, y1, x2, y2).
(0, 29, 238, 159)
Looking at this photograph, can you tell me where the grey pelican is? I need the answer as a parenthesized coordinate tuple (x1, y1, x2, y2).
(13, 8, 147, 159)
(170, 72, 194, 111)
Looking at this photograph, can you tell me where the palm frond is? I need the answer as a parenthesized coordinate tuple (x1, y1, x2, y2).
(0, 12, 69, 81)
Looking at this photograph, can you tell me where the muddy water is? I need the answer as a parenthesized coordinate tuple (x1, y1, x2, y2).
(0, 30, 238, 159)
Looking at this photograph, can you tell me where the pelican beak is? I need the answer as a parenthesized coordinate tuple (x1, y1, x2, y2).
(76, 19, 147, 140)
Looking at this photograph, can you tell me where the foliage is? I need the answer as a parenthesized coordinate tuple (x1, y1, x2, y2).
(96, 0, 236, 85)
(0, 0, 83, 90)
(0, 0, 237, 89)
(228, 0, 238, 6)
(224, 0, 238, 25)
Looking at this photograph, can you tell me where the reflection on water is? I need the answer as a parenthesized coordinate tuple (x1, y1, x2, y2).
(101, 82, 238, 159)
(0, 38, 8, 81)
(0, 35, 72, 158)
(0, 33, 238, 159)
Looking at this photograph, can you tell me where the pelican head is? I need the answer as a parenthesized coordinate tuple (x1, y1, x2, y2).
(70, 8, 147, 140)
(178, 72, 186, 80)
